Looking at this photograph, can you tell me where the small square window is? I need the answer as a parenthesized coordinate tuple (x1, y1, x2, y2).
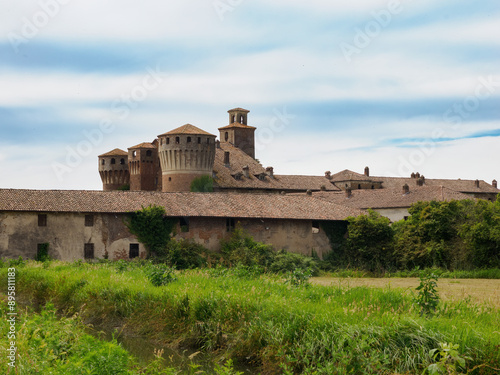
(38, 214, 47, 227)
(85, 214, 94, 227)
(129, 244, 139, 259)
(84, 243, 94, 259)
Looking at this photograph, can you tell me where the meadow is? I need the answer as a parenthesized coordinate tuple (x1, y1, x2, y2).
(1, 260, 499, 374)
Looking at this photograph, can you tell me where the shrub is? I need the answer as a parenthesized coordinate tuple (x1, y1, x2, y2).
(165, 239, 207, 270)
(145, 263, 178, 286)
(269, 250, 319, 276)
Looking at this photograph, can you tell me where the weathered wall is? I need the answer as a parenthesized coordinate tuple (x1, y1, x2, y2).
(176, 217, 332, 258)
(0, 212, 146, 261)
(373, 207, 409, 222)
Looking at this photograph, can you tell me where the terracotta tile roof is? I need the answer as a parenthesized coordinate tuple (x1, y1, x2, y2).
(0, 189, 362, 221)
(218, 122, 256, 130)
(311, 186, 474, 210)
(213, 145, 338, 192)
(329, 169, 376, 182)
(228, 107, 249, 113)
(376, 176, 499, 194)
(158, 124, 215, 136)
(128, 142, 156, 149)
(98, 148, 128, 157)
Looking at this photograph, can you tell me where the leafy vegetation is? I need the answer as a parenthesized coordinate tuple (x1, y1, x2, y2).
(125, 205, 176, 258)
(190, 175, 214, 192)
(1, 261, 499, 374)
(414, 274, 440, 317)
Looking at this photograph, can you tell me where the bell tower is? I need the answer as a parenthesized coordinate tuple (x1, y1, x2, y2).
(218, 107, 256, 158)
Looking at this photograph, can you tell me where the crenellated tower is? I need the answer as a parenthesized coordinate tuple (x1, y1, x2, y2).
(98, 149, 130, 191)
(128, 142, 160, 191)
(218, 107, 256, 158)
(157, 124, 216, 192)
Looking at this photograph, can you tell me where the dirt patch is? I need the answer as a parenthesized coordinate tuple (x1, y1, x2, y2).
(311, 277, 500, 308)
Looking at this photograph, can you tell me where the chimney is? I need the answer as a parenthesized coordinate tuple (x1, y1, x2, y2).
(325, 171, 332, 180)
(306, 190, 312, 196)
(364, 166, 369, 177)
(224, 151, 230, 167)
(475, 179, 480, 188)
(345, 187, 352, 198)
(493, 179, 498, 189)
(416, 178, 424, 187)
(242, 165, 250, 178)
(266, 166, 274, 179)
(402, 184, 409, 194)
(415, 172, 420, 179)
(411, 172, 416, 178)
(216, 140, 221, 149)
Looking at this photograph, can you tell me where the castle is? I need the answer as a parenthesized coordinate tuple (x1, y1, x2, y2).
(0, 107, 498, 262)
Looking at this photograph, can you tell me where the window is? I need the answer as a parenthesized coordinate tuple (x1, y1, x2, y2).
(166, 137, 170, 144)
(226, 218, 235, 232)
(129, 243, 139, 259)
(111, 158, 116, 164)
(169, 177, 172, 181)
(84, 243, 94, 259)
(146, 150, 152, 157)
(206, 138, 210, 144)
(312, 221, 320, 234)
(187, 136, 192, 143)
(120, 158, 125, 165)
(85, 214, 94, 227)
(175, 137, 180, 144)
(180, 217, 189, 232)
(371, 185, 374, 189)
(38, 214, 47, 227)
(358, 184, 361, 189)
(101, 159, 105, 165)
(198, 137, 201, 144)
(225, 132, 229, 142)
(132, 151, 137, 158)
(231, 114, 235, 123)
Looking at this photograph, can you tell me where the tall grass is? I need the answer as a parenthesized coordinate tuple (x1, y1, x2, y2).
(1, 260, 499, 374)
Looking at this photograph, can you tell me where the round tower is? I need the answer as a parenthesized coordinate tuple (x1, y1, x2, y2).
(157, 124, 216, 192)
(98, 149, 130, 191)
(128, 142, 159, 191)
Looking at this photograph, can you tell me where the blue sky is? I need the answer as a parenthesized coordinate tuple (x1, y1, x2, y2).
(0, 0, 499, 190)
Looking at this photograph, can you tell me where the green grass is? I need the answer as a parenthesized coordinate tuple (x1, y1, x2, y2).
(322, 267, 500, 279)
(1, 260, 499, 374)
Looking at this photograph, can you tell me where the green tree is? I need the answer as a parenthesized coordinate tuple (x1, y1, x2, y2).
(190, 175, 214, 192)
(125, 205, 176, 258)
(345, 210, 394, 272)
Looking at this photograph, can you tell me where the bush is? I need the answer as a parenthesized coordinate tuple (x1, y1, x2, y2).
(269, 250, 319, 276)
(164, 239, 207, 270)
(145, 263, 177, 286)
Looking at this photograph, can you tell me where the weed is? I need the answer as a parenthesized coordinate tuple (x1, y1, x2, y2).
(425, 342, 471, 374)
(414, 273, 440, 317)
(145, 264, 177, 286)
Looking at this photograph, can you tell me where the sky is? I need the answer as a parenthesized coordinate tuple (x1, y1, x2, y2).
(0, 0, 499, 190)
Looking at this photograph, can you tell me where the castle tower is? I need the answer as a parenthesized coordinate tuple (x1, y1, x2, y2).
(157, 124, 216, 192)
(98, 149, 130, 191)
(218, 107, 256, 158)
(128, 142, 159, 191)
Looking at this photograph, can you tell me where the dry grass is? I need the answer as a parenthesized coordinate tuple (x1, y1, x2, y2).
(311, 277, 500, 308)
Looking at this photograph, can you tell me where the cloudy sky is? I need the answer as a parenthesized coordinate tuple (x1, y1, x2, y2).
(1, 0, 499, 190)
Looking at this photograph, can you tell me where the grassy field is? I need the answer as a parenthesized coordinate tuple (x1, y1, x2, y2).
(312, 277, 500, 308)
(1, 261, 500, 374)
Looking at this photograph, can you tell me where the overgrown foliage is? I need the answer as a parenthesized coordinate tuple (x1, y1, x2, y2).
(323, 198, 500, 272)
(125, 205, 176, 258)
(190, 175, 214, 193)
(414, 274, 440, 317)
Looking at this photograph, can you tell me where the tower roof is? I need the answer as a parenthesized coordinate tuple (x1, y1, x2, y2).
(158, 124, 215, 137)
(128, 142, 156, 150)
(218, 122, 256, 130)
(98, 148, 128, 157)
(228, 107, 250, 113)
